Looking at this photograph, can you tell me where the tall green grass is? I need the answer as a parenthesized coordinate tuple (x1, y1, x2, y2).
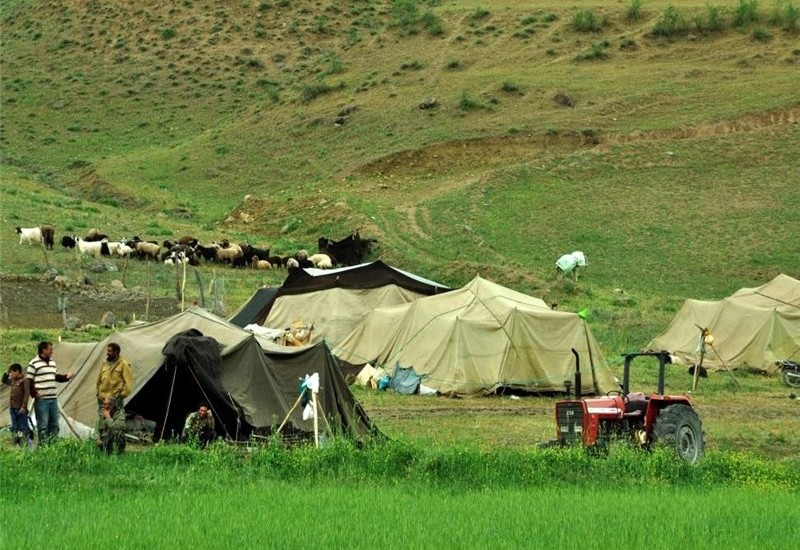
(1, 440, 797, 547)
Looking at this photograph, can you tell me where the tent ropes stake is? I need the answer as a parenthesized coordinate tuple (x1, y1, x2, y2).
(159, 366, 178, 442)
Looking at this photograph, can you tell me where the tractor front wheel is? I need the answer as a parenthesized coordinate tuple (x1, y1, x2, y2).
(652, 404, 705, 464)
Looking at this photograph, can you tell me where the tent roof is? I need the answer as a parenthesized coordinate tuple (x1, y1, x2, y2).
(333, 276, 618, 396)
(229, 260, 451, 346)
(648, 274, 800, 373)
(5, 307, 378, 440)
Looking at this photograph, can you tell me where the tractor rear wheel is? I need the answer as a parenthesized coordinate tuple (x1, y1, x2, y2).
(652, 404, 705, 464)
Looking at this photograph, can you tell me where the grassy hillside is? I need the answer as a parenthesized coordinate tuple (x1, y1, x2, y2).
(1, 0, 799, 352)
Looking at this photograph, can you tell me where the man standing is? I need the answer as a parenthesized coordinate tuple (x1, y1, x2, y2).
(26, 341, 74, 444)
(96, 397, 126, 454)
(2, 363, 33, 447)
(96, 342, 133, 411)
(182, 402, 216, 447)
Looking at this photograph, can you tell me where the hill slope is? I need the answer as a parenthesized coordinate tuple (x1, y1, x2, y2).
(1, 0, 799, 348)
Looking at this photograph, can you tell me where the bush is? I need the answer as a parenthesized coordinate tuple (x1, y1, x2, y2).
(422, 11, 444, 36)
(752, 26, 773, 40)
(696, 4, 726, 33)
(651, 5, 689, 37)
(161, 28, 177, 40)
(501, 81, 520, 93)
(575, 40, 610, 61)
(459, 91, 483, 110)
(773, 1, 800, 32)
(625, 0, 644, 21)
(571, 10, 604, 32)
(733, 0, 760, 27)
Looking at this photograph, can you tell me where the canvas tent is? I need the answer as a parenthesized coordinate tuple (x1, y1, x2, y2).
(648, 274, 800, 374)
(229, 260, 450, 346)
(333, 276, 618, 396)
(1, 307, 378, 441)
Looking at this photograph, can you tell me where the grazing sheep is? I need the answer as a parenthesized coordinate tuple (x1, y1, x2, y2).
(16, 226, 42, 246)
(77, 238, 104, 258)
(268, 255, 285, 268)
(308, 253, 333, 269)
(251, 257, 272, 270)
(215, 244, 243, 264)
(61, 235, 77, 249)
(286, 257, 300, 270)
(194, 243, 220, 262)
(40, 225, 55, 249)
(177, 235, 198, 247)
(135, 241, 162, 260)
(84, 228, 108, 242)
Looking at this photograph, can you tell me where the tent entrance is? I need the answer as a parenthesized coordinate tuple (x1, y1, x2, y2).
(125, 362, 246, 442)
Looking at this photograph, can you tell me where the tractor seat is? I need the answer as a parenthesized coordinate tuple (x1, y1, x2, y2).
(624, 392, 649, 417)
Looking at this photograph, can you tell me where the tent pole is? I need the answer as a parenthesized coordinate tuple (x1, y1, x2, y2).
(58, 404, 83, 441)
(276, 392, 304, 435)
(692, 348, 704, 393)
(710, 344, 740, 388)
(159, 366, 178, 441)
(312, 391, 319, 448)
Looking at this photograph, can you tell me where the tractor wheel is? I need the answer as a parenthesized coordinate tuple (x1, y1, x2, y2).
(652, 404, 705, 464)
(782, 369, 800, 388)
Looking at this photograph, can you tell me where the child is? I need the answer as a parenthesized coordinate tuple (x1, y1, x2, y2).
(2, 363, 34, 448)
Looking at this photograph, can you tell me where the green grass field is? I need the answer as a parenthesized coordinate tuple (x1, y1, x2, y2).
(1, 441, 798, 548)
(2, 0, 800, 545)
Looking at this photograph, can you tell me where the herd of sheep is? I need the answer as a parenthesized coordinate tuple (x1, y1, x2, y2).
(15, 225, 338, 271)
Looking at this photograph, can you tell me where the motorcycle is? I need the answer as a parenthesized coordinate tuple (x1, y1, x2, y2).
(779, 360, 800, 388)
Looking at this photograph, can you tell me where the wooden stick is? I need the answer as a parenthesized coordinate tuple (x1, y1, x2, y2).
(710, 344, 741, 388)
(276, 391, 305, 435)
(312, 391, 319, 448)
(692, 347, 705, 393)
(58, 404, 83, 441)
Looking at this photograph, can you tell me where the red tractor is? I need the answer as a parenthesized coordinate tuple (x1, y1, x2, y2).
(552, 349, 705, 464)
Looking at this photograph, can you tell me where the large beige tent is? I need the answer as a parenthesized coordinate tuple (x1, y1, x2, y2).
(229, 260, 450, 346)
(333, 276, 618, 396)
(648, 274, 800, 373)
(1, 307, 378, 441)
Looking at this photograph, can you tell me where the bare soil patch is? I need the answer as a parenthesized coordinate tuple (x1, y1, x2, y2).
(0, 276, 178, 329)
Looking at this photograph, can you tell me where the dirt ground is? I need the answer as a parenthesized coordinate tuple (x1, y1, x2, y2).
(0, 276, 178, 329)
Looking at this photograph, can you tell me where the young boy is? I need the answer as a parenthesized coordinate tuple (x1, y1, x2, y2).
(2, 363, 33, 447)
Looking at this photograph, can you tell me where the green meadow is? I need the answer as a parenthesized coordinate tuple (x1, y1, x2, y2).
(1, 441, 798, 548)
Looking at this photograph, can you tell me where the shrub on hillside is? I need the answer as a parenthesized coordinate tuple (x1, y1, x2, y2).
(733, 0, 760, 27)
(571, 10, 605, 32)
(626, 0, 644, 21)
(651, 5, 690, 37)
(695, 4, 726, 33)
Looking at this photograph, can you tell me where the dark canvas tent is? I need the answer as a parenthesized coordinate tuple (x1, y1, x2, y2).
(648, 274, 800, 373)
(4, 307, 378, 441)
(229, 260, 450, 346)
(334, 276, 618, 396)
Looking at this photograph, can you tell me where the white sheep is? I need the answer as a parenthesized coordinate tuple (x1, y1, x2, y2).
(286, 257, 300, 270)
(77, 238, 103, 258)
(308, 253, 333, 269)
(16, 226, 42, 246)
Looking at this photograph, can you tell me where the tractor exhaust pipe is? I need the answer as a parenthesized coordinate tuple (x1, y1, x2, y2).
(571, 348, 582, 400)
